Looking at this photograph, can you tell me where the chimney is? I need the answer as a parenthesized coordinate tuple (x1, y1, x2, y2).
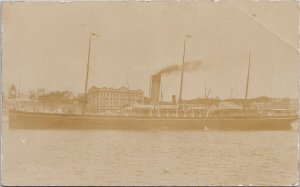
(150, 74, 161, 105)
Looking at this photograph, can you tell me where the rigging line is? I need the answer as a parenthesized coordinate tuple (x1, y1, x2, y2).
(229, 2, 298, 53)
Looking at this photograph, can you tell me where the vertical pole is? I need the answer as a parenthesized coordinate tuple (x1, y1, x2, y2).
(179, 37, 187, 105)
(245, 53, 251, 100)
(84, 33, 92, 96)
(83, 33, 93, 114)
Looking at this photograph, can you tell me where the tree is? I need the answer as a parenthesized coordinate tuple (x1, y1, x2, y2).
(37, 91, 74, 103)
(8, 84, 17, 100)
(28, 90, 36, 99)
(76, 94, 87, 104)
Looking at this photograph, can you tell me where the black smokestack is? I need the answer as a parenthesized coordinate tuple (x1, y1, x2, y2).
(150, 74, 161, 105)
(156, 60, 202, 75)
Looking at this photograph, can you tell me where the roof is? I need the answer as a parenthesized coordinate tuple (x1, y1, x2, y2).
(89, 86, 143, 94)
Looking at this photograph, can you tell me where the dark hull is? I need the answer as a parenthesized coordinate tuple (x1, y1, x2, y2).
(8, 110, 298, 130)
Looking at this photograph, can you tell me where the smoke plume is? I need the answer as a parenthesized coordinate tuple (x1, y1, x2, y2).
(156, 60, 202, 75)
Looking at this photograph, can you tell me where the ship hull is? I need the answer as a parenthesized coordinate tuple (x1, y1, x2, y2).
(8, 110, 298, 130)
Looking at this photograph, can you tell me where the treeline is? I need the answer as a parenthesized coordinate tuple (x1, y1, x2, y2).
(7, 85, 86, 104)
(31, 91, 86, 104)
(33, 91, 78, 103)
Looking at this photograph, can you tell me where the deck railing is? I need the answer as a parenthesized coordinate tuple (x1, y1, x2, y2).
(5, 100, 298, 118)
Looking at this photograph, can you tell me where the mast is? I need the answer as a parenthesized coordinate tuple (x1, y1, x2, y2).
(178, 35, 191, 105)
(84, 33, 99, 98)
(84, 34, 92, 96)
(245, 53, 251, 100)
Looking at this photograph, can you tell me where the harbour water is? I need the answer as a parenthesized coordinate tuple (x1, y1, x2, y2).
(1, 118, 299, 186)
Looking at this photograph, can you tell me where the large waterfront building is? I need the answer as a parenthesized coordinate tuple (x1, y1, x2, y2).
(88, 86, 144, 110)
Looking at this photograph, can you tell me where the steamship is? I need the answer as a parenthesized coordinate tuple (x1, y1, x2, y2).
(8, 78, 299, 130)
(8, 35, 298, 130)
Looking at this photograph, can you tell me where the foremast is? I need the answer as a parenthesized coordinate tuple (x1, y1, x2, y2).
(83, 32, 98, 112)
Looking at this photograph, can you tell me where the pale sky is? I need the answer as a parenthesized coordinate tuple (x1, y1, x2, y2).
(2, 1, 299, 100)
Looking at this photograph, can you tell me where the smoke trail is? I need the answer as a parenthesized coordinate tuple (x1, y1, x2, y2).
(156, 60, 202, 75)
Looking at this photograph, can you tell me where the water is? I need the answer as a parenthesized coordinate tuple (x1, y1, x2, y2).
(1, 119, 299, 186)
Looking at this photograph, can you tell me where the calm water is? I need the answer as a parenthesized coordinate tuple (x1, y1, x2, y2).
(1, 119, 299, 186)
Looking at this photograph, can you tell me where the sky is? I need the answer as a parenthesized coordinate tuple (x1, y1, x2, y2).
(2, 1, 299, 100)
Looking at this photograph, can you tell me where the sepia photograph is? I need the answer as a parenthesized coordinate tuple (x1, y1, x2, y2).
(1, 1, 299, 186)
